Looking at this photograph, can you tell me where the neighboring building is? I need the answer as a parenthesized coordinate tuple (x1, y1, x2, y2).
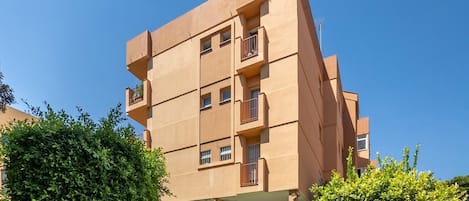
(0, 106, 36, 187)
(124, 0, 371, 200)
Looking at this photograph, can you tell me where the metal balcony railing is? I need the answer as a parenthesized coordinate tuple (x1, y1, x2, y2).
(240, 162, 258, 186)
(129, 84, 144, 105)
(241, 34, 258, 60)
(240, 98, 259, 124)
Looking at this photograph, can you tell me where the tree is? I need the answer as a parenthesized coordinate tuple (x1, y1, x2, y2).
(0, 103, 171, 201)
(0, 72, 15, 112)
(448, 175, 469, 198)
(311, 146, 467, 201)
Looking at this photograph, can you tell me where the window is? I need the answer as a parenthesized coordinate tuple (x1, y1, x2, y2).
(357, 134, 367, 151)
(200, 150, 211, 165)
(220, 87, 231, 103)
(201, 94, 211, 110)
(200, 38, 212, 54)
(220, 29, 231, 45)
(220, 146, 231, 161)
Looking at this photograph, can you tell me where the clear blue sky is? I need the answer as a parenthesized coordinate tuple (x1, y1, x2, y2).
(1, 1, 468, 180)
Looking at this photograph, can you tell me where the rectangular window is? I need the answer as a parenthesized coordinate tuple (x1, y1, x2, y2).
(200, 150, 211, 165)
(220, 146, 231, 161)
(200, 38, 212, 54)
(201, 94, 211, 110)
(357, 134, 367, 151)
(220, 29, 231, 45)
(220, 87, 231, 103)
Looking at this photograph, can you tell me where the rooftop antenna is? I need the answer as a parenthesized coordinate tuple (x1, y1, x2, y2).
(316, 18, 325, 51)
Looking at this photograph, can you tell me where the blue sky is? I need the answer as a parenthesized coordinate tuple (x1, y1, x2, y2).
(0, 1, 468, 180)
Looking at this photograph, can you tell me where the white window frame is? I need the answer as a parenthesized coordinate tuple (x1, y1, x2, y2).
(220, 29, 231, 45)
(357, 134, 368, 151)
(201, 94, 212, 110)
(200, 150, 211, 165)
(220, 87, 231, 103)
(200, 38, 212, 54)
(220, 146, 231, 161)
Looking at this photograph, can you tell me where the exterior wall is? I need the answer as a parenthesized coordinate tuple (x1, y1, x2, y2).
(0, 106, 35, 125)
(200, 79, 232, 144)
(357, 117, 370, 168)
(125, 0, 371, 200)
(343, 92, 359, 168)
(296, 0, 327, 198)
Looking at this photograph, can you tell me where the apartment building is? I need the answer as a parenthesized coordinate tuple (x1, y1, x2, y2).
(0, 106, 36, 187)
(125, 0, 371, 200)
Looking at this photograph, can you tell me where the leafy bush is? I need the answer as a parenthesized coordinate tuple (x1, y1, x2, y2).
(0, 104, 170, 201)
(311, 146, 467, 201)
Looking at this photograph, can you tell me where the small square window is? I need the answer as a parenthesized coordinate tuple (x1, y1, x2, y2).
(357, 134, 367, 151)
(220, 29, 231, 45)
(220, 87, 231, 103)
(201, 94, 211, 110)
(220, 146, 231, 161)
(200, 150, 211, 165)
(201, 38, 212, 54)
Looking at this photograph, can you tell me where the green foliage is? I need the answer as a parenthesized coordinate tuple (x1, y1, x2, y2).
(0, 72, 15, 112)
(0, 103, 170, 201)
(311, 145, 467, 201)
(448, 175, 469, 197)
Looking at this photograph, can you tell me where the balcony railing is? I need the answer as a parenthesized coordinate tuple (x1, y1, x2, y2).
(240, 162, 258, 186)
(129, 84, 144, 105)
(240, 98, 259, 124)
(241, 34, 258, 60)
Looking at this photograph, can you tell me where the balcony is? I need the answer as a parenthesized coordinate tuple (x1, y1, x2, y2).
(241, 162, 258, 186)
(238, 158, 267, 193)
(236, 93, 266, 134)
(126, 30, 151, 81)
(235, 27, 266, 75)
(126, 80, 151, 126)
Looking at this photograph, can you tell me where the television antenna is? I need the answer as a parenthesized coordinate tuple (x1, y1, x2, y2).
(316, 18, 325, 50)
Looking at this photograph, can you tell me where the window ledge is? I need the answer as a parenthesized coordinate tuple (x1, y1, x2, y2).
(200, 105, 212, 111)
(200, 48, 212, 55)
(198, 160, 234, 170)
(220, 39, 231, 46)
(219, 99, 231, 105)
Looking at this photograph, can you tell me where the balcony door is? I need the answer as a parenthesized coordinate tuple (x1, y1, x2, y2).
(250, 88, 260, 99)
(247, 143, 260, 163)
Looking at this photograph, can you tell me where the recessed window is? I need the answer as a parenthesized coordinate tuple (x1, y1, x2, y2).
(220, 87, 231, 103)
(220, 146, 231, 161)
(201, 94, 211, 110)
(200, 150, 211, 165)
(200, 38, 212, 54)
(357, 134, 367, 151)
(220, 29, 231, 45)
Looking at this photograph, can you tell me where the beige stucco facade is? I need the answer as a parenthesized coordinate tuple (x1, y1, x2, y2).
(125, 0, 371, 200)
(0, 106, 36, 187)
